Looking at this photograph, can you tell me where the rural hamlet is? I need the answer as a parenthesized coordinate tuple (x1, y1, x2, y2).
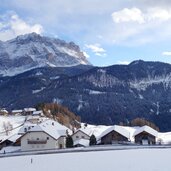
(0, 108, 171, 153)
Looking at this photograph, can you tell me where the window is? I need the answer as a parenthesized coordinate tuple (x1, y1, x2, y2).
(37, 138, 39, 140)
(24, 128, 27, 132)
(76, 136, 79, 139)
(47, 137, 49, 140)
(81, 136, 85, 139)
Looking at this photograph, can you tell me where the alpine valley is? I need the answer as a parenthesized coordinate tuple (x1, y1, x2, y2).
(1, 33, 171, 131)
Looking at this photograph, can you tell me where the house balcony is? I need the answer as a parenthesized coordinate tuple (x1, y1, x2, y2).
(28, 140, 47, 144)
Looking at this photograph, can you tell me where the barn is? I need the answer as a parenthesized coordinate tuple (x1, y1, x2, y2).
(100, 125, 130, 144)
(133, 126, 158, 145)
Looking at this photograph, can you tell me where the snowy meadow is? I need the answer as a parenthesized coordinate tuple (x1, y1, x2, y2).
(0, 148, 171, 171)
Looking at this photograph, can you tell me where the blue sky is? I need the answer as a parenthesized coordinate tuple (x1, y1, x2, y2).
(1, 0, 171, 66)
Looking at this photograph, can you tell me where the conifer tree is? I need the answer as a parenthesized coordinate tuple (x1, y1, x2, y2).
(66, 135, 73, 148)
(89, 134, 97, 146)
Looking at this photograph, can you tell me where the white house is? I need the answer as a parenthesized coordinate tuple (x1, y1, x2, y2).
(72, 129, 93, 147)
(72, 129, 90, 141)
(21, 119, 70, 151)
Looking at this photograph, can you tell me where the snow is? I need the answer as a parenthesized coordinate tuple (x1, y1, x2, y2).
(50, 76, 60, 80)
(139, 94, 144, 99)
(77, 103, 83, 111)
(99, 125, 130, 140)
(158, 132, 171, 144)
(27, 119, 71, 140)
(130, 74, 171, 91)
(35, 71, 43, 76)
(156, 102, 160, 115)
(81, 123, 111, 141)
(0, 146, 21, 154)
(0, 33, 89, 76)
(32, 87, 46, 94)
(0, 116, 26, 133)
(0, 149, 171, 171)
(0, 116, 26, 141)
(85, 73, 124, 88)
(133, 125, 158, 137)
(32, 110, 43, 115)
(89, 90, 105, 95)
(24, 108, 36, 112)
(73, 139, 89, 147)
(12, 110, 23, 113)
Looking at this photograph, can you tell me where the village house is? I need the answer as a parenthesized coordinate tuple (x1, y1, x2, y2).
(0, 109, 8, 115)
(20, 119, 70, 151)
(26, 110, 44, 124)
(133, 126, 158, 145)
(99, 125, 130, 144)
(0, 134, 22, 150)
(72, 129, 91, 147)
(23, 108, 36, 115)
(11, 109, 23, 115)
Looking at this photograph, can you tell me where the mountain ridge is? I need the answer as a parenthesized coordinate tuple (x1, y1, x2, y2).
(0, 60, 171, 131)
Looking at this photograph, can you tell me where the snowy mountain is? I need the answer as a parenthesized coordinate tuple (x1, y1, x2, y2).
(0, 33, 90, 76)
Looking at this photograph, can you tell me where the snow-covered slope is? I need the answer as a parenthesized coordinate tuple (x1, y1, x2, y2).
(0, 116, 26, 140)
(0, 33, 90, 76)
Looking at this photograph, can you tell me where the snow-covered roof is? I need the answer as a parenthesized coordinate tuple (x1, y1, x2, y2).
(80, 123, 111, 139)
(23, 119, 71, 140)
(18, 123, 36, 134)
(74, 129, 92, 137)
(24, 108, 36, 112)
(133, 126, 158, 137)
(99, 125, 130, 139)
(12, 110, 23, 113)
(74, 139, 89, 147)
(0, 109, 8, 113)
(32, 110, 43, 115)
(0, 133, 22, 144)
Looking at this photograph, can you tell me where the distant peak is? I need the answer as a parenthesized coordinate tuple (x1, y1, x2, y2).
(17, 32, 41, 40)
(129, 60, 145, 66)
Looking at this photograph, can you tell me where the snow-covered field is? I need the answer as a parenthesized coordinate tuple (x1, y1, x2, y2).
(0, 148, 171, 171)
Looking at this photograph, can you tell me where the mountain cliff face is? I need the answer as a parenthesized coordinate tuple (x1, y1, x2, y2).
(0, 60, 171, 131)
(0, 33, 90, 76)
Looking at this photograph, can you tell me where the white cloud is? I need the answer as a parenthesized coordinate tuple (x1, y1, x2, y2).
(85, 44, 106, 57)
(0, 13, 43, 41)
(95, 52, 107, 57)
(147, 7, 171, 21)
(112, 8, 145, 24)
(112, 7, 171, 24)
(162, 51, 171, 56)
(110, 7, 171, 45)
(117, 61, 130, 65)
(85, 44, 105, 53)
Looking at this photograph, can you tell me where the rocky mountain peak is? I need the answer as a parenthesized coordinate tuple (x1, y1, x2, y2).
(0, 33, 91, 76)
